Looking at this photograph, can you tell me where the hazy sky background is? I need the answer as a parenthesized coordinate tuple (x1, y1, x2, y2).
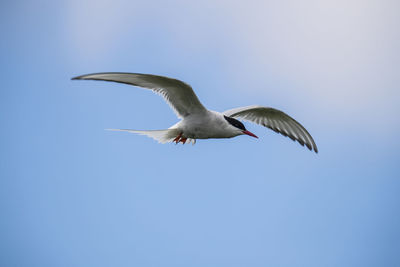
(1, 0, 399, 266)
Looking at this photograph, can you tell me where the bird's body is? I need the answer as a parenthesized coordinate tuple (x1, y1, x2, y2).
(72, 72, 318, 152)
(171, 110, 245, 139)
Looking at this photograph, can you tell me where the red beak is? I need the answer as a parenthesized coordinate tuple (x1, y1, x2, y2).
(243, 130, 258, 138)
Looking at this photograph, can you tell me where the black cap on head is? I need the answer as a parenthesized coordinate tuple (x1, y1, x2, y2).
(224, 115, 246, 131)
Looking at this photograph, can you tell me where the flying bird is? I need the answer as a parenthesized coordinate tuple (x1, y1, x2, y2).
(72, 73, 318, 153)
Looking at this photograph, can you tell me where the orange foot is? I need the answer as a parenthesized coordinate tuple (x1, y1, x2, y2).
(173, 133, 183, 144)
(180, 137, 187, 144)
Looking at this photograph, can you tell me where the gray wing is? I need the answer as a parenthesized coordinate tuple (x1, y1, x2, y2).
(224, 105, 318, 153)
(72, 72, 207, 118)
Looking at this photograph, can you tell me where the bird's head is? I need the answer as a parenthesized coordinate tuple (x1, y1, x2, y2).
(223, 115, 258, 138)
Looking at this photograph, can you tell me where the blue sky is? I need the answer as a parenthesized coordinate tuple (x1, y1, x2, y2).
(1, 0, 399, 266)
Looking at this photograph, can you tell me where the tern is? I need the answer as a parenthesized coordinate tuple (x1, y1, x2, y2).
(72, 72, 318, 153)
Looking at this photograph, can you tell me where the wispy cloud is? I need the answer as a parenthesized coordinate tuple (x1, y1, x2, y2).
(218, 0, 400, 132)
(65, 0, 400, 135)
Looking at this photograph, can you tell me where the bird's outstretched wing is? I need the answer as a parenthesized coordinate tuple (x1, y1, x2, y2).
(223, 105, 318, 153)
(72, 72, 207, 118)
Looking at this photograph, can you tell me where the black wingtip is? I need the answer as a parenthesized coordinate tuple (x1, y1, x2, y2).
(71, 75, 82, 80)
(306, 143, 312, 151)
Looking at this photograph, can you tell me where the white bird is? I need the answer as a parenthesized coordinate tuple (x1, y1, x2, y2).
(72, 72, 318, 153)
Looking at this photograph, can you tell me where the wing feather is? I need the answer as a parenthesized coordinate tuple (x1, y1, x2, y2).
(72, 72, 207, 118)
(223, 105, 318, 153)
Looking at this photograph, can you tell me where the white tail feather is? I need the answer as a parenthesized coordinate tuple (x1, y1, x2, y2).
(106, 128, 180, 144)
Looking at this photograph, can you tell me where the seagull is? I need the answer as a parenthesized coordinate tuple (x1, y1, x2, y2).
(72, 72, 318, 153)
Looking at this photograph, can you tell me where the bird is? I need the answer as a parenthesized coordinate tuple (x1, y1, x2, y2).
(72, 72, 318, 153)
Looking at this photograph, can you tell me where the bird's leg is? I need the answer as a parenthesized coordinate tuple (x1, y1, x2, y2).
(173, 132, 183, 144)
(180, 137, 187, 144)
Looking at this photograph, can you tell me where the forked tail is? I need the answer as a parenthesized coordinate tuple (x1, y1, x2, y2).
(106, 128, 196, 145)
